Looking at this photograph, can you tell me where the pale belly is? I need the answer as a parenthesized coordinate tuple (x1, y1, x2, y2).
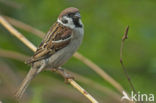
(47, 40, 80, 67)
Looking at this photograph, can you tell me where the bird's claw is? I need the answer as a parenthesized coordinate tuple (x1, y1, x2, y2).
(64, 73, 75, 83)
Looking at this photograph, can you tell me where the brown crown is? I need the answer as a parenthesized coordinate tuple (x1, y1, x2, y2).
(58, 7, 79, 19)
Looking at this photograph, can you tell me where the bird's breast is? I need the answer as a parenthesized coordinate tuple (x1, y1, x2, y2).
(47, 27, 84, 68)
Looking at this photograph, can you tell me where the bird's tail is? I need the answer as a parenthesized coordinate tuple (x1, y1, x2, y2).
(15, 67, 38, 99)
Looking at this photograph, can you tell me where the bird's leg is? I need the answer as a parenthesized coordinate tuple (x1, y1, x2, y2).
(51, 67, 74, 83)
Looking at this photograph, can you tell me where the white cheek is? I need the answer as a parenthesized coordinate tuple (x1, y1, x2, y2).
(57, 16, 75, 29)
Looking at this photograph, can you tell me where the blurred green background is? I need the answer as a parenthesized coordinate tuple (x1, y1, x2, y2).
(0, 0, 156, 103)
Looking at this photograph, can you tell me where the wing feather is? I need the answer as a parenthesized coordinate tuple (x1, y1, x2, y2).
(25, 22, 72, 64)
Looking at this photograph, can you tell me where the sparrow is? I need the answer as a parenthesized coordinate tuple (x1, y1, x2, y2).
(15, 7, 84, 99)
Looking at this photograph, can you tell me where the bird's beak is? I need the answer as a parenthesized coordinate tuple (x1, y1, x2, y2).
(74, 12, 81, 19)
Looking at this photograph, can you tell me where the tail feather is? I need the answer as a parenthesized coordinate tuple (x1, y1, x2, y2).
(15, 67, 38, 99)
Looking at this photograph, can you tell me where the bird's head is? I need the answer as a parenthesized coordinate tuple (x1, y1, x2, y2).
(57, 7, 83, 29)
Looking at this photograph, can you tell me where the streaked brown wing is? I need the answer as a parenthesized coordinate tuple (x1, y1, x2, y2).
(25, 22, 72, 64)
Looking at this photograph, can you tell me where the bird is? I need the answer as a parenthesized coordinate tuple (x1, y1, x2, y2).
(15, 7, 84, 99)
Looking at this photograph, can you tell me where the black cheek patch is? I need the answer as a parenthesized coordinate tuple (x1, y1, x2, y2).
(62, 19, 68, 24)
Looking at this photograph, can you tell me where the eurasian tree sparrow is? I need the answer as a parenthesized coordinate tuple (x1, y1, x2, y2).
(15, 7, 84, 99)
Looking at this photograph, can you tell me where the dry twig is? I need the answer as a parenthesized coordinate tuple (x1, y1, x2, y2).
(0, 16, 98, 103)
(0, 49, 29, 61)
(120, 26, 137, 94)
(74, 53, 123, 93)
(120, 26, 143, 103)
(0, 0, 22, 9)
(0, 16, 36, 51)
(3, 16, 44, 38)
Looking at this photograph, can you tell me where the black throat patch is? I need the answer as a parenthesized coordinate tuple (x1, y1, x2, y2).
(73, 18, 82, 28)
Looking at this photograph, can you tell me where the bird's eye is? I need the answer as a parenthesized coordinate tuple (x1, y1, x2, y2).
(62, 19, 68, 24)
(68, 13, 74, 17)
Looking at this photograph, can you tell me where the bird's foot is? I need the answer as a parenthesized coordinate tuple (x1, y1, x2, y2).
(63, 72, 75, 83)
(51, 67, 75, 83)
